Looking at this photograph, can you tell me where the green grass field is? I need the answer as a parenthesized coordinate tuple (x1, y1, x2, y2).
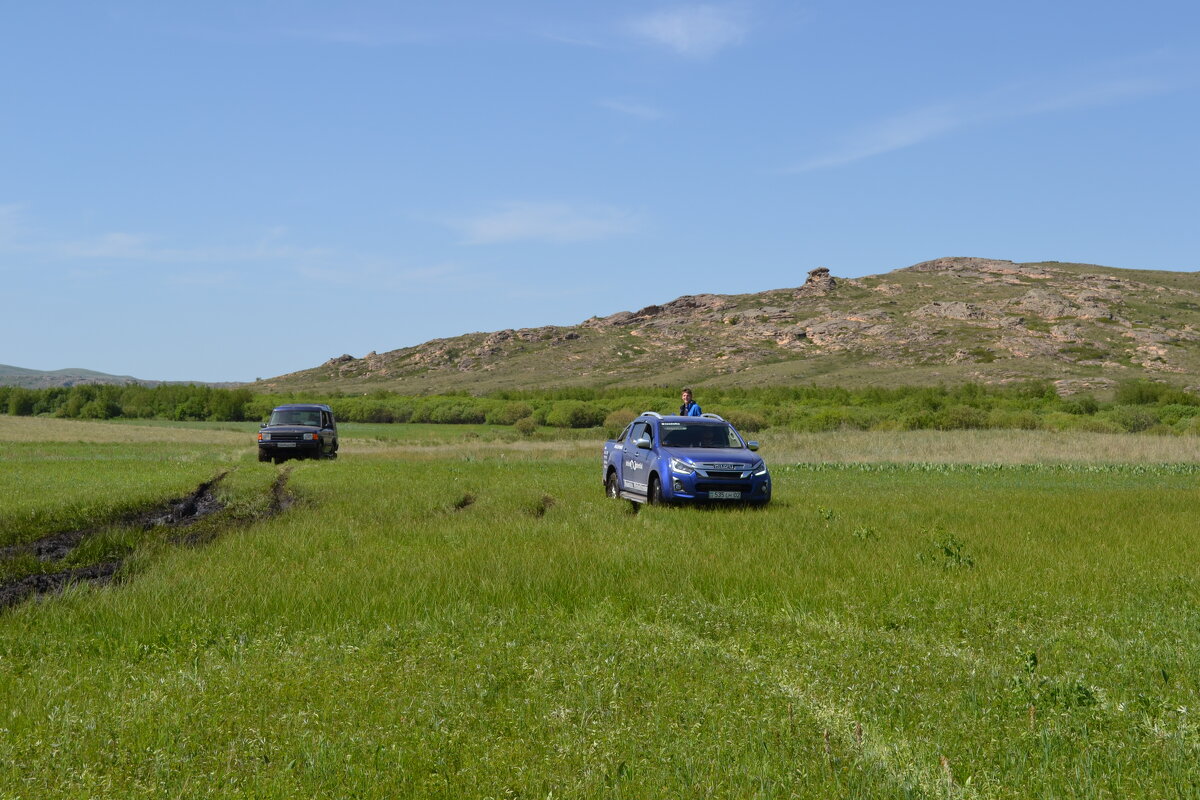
(2, 418, 1199, 798)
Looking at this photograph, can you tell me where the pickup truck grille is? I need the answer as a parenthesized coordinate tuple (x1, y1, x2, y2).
(703, 470, 745, 479)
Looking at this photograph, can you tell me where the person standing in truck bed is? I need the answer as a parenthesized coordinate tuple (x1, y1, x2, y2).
(679, 387, 702, 416)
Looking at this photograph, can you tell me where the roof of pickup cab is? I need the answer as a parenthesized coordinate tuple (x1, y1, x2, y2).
(637, 411, 726, 422)
(272, 403, 333, 412)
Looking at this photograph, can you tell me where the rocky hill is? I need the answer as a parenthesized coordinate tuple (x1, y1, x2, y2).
(259, 258, 1200, 395)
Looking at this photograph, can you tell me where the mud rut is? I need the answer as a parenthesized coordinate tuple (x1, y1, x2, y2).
(0, 468, 295, 613)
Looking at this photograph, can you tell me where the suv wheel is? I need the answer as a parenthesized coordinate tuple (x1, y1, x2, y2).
(605, 471, 619, 499)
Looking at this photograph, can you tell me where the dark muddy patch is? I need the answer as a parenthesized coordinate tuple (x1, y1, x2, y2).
(270, 469, 296, 513)
(0, 561, 122, 612)
(0, 474, 228, 563)
(0, 469, 295, 613)
(173, 468, 294, 546)
(452, 493, 476, 511)
(139, 475, 227, 529)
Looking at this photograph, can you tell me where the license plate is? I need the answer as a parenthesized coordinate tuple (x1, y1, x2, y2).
(278, 442, 296, 448)
(708, 490, 742, 499)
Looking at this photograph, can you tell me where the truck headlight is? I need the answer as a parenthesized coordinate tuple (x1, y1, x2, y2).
(259, 432, 270, 441)
(669, 457, 695, 475)
(753, 461, 768, 476)
(304, 433, 319, 441)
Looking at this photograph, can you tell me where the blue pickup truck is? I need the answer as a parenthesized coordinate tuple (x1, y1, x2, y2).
(602, 412, 771, 505)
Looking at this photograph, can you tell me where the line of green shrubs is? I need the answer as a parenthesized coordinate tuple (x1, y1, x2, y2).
(4, 380, 1200, 436)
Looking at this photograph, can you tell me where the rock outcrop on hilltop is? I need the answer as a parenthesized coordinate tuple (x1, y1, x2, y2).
(260, 257, 1200, 393)
(797, 267, 836, 296)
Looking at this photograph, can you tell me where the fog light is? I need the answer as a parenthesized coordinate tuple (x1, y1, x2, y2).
(673, 479, 683, 491)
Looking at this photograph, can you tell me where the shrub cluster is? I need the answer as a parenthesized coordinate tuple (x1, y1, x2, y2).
(0, 384, 258, 421)
(4, 379, 1200, 435)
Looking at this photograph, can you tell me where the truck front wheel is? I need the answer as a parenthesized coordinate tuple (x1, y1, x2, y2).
(606, 471, 620, 499)
(648, 475, 663, 505)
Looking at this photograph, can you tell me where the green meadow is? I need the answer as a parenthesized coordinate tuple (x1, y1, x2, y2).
(2, 418, 1199, 798)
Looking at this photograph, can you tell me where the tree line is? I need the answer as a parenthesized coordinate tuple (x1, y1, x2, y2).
(3, 380, 1200, 435)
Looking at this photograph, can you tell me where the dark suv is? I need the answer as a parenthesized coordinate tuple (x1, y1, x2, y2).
(257, 403, 338, 463)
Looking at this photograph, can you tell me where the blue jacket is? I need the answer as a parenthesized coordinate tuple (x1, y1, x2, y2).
(679, 401, 702, 416)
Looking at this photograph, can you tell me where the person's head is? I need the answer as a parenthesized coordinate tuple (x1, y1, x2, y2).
(681, 387, 693, 404)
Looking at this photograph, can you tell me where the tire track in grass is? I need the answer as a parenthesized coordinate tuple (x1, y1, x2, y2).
(637, 617, 978, 799)
(0, 468, 295, 612)
(0, 472, 229, 562)
(0, 561, 124, 612)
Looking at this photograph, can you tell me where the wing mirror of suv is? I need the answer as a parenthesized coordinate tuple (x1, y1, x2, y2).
(260, 423, 267, 428)
(747, 441, 759, 451)
(636, 436, 653, 450)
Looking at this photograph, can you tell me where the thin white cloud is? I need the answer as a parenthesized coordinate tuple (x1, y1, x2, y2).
(453, 203, 638, 245)
(45, 232, 333, 264)
(297, 261, 462, 288)
(0, 209, 467, 295)
(793, 105, 962, 172)
(538, 29, 608, 50)
(791, 73, 1171, 172)
(626, 5, 747, 58)
(598, 98, 668, 120)
(1013, 77, 1165, 116)
(170, 269, 242, 287)
(396, 262, 461, 282)
(0, 204, 22, 246)
(65, 267, 116, 281)
(277, 26, 433, 46)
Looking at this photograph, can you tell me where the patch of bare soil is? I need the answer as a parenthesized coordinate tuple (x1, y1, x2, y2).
(172, 468, 295, 547)
(0, 562, 122, 612)
(0, 469, 294, 613)
(270, 469, 296, 513)
(0, 474, 228, 564)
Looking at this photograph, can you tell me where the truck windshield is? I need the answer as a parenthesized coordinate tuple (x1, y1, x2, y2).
(659, 423, 742, 448)
(269, 410, 321, 426)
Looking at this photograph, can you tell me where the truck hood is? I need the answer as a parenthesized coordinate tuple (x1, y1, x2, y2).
(661, 447, 760, 468)
(262, 424, 321, 434)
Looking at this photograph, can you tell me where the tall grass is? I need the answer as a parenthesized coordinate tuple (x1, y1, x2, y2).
(0, 443, 238, 547)
(0, 424, 1198, 797)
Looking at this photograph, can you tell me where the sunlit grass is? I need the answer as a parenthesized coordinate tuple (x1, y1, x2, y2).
(0, 446, 234, 547)
(1, 419, 1199, 797)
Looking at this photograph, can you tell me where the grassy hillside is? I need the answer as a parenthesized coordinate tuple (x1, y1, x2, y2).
(260, 258, 1200, 394)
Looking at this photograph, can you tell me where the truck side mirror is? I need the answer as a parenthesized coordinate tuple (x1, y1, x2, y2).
(636, 436, 652, 450)
(747, 441, 759, 451)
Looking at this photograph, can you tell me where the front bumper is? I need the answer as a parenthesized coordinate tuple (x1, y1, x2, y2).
(258, 441, 322, 457)
(662, 470, 771, 504)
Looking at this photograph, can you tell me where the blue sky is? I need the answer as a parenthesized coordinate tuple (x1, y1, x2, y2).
(2, 1, 1197, 382)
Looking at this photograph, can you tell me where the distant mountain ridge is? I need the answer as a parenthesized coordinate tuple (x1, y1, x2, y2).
(258, 257, 1200, 395)
(0, 365, 146, 389)
(0, 364, 239, 389)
